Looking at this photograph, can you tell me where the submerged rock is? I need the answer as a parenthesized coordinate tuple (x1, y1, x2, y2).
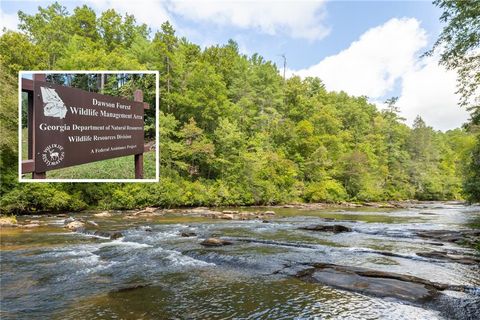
(86, 220, 99, 227)
(299, 224, 352, 233)
(222, 210, 239, 214)
(296, 263, 449, 303)
(94, 211, 112, 217)
(110, 283, 151, 293)
(71, 227, 123, 240)
(109, 231, 123, 240)
(201, 237, 233, 247)
(181, 232, 197, 237)
(63, 217, 76, 224)
(90, 231, 112, 238)
(20, 223, 40, 228)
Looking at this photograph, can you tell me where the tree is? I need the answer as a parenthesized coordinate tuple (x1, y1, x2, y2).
(430, 1, 480, 202)
(463, 142, 480, 202)
(0, 31, 47, 75)
(429, 0, 480, 113)
(18, 2, 72, 67)
(71, 5, 99, 40)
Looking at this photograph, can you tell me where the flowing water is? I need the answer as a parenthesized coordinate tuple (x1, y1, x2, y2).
(1, 202, 479, 319)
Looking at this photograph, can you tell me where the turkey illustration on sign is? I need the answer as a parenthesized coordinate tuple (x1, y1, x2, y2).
(40, 86, 67, 119)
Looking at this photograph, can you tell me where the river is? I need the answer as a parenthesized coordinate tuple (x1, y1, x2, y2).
(1, 202, 479, 319)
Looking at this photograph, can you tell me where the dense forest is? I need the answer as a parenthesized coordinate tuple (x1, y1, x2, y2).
(0, 3, 478, 214)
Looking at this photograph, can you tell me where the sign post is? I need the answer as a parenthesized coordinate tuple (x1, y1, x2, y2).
(134, 89, 144, 179)
(21, 75, 150, 179)
(32, 74, 46, 179)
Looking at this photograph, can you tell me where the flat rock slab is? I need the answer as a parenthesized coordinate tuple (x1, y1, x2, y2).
(415, 229, 480, 247)
(93, 211, 112, 217)
(296, 263, 451, 303)
(416, 251, 480, 265)
(299, 224, 352, 233)
(20, 223, 41, 228)
(201, 237, 233, 247)
(110, 283, 151, 293)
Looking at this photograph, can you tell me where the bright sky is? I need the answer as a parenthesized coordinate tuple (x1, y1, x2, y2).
(1, 0, 470, 131)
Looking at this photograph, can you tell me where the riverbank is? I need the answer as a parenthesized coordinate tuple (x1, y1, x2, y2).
(0, 199, 470, 218)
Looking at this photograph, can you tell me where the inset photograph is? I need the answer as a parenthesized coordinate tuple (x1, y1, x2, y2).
(18, 71, 159, 181)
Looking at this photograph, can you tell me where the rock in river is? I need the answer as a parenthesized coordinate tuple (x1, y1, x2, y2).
(181, 232, 197, 237)
(299, 224, 352, 233)
(201, 237, 233, 247)
(20, 223, 40, 228)
(64, 220, 85, 231)
(296, 263, 449, 303)
(94, 211, 112, 217)
(416, 251, 480, 265)
(63, 217, 76, 224)
(415, 229, 480, 246)
(109, 231, 123, 240)
(86, 220, 99, 227)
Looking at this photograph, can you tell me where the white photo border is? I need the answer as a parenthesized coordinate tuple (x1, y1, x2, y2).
(18, 70, 160, 183)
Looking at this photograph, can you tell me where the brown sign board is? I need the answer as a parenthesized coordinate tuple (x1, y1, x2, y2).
(34, 81, 144, 172)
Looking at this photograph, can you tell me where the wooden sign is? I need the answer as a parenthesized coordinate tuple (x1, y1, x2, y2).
(30, 80, 145, 174)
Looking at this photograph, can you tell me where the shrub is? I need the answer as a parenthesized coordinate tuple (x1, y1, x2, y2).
(304, 180, 348, 203)
(0, 184, 86, 214)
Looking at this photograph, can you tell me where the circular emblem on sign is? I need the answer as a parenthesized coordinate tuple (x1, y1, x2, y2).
(41, 144, 65, 166)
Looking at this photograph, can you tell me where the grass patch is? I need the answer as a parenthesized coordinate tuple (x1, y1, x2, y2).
(22, 128, 156, 179)
(22, 127, 28, 160)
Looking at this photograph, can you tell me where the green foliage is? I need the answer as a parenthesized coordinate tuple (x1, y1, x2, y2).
(463, 137, 480, 203)
(305, 180, 348, 203)
(18, 2, 71, 68)
(431, 0, 480, 202)
(0, 64, 19, 195)
(0, 3, 477, 213)
(0, 31, 47, 75)
(430, 0, 479, 109)
(0, 184, 86, 214)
